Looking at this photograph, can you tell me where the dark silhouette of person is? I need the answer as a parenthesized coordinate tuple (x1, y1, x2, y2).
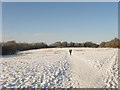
(69, 49, 72, 55)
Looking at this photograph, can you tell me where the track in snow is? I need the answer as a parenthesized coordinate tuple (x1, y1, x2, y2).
(0, 48, 118, 88)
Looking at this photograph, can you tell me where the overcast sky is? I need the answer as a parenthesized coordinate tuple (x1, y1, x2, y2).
(2, 2, 118, 44)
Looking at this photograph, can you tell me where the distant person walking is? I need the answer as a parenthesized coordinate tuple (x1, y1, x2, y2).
(69, 49, 72, 55)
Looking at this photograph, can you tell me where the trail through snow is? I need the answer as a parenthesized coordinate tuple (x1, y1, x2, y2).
(0, 48, 118, 88)
(69, 54, 103, 88)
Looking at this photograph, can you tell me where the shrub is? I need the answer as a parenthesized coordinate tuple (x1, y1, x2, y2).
(61, 42, 67, 47)
(99, 38, 120, 48)
(2, 38, 119, 55)
(2, 41, 48, 55)
(2, 41, 17, 55)
(49, 42, 62, 48)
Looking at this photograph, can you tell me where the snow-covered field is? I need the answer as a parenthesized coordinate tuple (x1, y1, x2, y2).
(0, 48, 118, 88)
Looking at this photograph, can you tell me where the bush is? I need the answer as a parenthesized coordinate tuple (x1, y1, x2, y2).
(2, 38, 119, 55)
(80, 42, 99, 48)
(49, 42, 62, 48)
(2, 41, 17, 55)
(61, 42, 67, 47)
(2, 41, 48, 55)
(99, 38, 120, 48)
(99, 42, 106, 47)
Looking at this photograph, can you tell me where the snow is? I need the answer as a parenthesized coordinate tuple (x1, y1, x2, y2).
(0, 48, 118, 88)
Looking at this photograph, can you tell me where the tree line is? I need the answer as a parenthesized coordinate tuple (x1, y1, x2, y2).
(1, 38, 120, 55)
(49, 41, 99, 48)
(99, 38, 120, 48)
(1, 41, 48, 55)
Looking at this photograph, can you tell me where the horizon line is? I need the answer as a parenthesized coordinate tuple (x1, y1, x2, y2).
(2, 37, 119, 45)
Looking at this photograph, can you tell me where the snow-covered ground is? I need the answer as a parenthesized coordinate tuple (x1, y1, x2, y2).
(0, 48, 118, 88)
